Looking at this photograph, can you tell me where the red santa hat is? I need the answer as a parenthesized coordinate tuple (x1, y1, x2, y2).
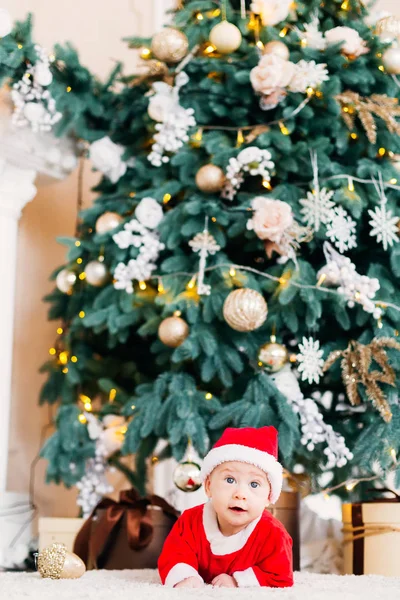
(200, 426, 283, 504)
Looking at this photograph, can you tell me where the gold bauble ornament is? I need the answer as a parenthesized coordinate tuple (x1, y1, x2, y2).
(151, 28, 189, 64)
(263, 40, 290, 61)
(145, 59, 169, 77)
(158, 316, 189, 347)
(209, 21, 242, 54)
(173, 460, 202, 492)
(37, 543, 86, 579)
(85, 260, 109, 286)
(258, 341, 288, 373)
(223, 288, 268, 332)
(382, 47, 400, 75)
(375, 16, 400, 43)
(95, 212, 123, 234)
(56, 269, 76, 294)
(195, 164, 226, 193)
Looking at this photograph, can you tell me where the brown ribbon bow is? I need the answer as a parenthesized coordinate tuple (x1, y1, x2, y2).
(73, 488, 179, 567)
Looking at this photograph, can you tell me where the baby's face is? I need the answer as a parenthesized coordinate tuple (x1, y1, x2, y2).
(204, 461, 271, 536)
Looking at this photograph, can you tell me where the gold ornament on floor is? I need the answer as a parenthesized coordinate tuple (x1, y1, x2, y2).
(323, 337, 400, 423)
(263, 40, 290, 61)
(375, 16, 400, 43)
(335, 91, 400, 144)
(37, 543, 86, 579)
(258, 341, 288, 373)
(151, 28, 189, 64)
(195, 164, 226, 193)
(85, 260, 109, 286)
(173, 460, 202, 492)
(158, 316, 189, 347)
(209, 21, 242, 54)
(382, 47, 400, 75)
(56, 269, 77, 294)
(223, 288, 268, 332)
(95, 212, 123, 234)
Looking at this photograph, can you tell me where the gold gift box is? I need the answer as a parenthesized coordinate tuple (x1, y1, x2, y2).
(342, 501, 400, 576)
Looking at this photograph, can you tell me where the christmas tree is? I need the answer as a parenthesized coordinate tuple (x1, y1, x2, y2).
(2, 1, 400, 515)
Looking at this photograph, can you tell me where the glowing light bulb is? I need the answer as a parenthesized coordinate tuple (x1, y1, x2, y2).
(59, 351, 69, 365)
(140, 47, 151, 59)
(345, 480, 357, 491)
(279, 121, 290, 135)
(186, 276, 196, 290)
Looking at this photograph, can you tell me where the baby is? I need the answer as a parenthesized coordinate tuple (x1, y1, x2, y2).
(158, 426, 293, 588)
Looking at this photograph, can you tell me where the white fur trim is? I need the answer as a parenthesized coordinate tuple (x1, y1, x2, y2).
(200, 444, 283, 503)
(165, 563, 203, 587)
(202, 501, 262, 556)
(233, 567, 260, 587)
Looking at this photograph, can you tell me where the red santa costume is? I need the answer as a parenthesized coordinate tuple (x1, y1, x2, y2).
(158, 426, 293, 588)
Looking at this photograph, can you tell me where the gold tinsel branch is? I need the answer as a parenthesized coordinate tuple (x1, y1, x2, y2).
(323, 338, 400, 423)
(335, 91, 400, 144)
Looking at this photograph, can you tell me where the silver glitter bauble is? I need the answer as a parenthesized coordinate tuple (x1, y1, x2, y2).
(173, 460, 202, 492)
(258, 342, 288, 373)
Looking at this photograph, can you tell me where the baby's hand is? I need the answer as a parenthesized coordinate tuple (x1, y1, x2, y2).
(174, 576, 204, 588)
(211, 574, 238, 588)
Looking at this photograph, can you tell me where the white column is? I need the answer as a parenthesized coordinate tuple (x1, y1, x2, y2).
(0, 159, 36, 493)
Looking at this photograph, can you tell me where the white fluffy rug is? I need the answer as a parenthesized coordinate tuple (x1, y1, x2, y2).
(1, 569, 400, 600)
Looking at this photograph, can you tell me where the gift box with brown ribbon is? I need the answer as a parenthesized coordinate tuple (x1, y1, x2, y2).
(342, 497, 400, 576)
(73, 488, 179, 570)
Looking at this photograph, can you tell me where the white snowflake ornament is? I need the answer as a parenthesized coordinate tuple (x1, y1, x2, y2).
(368, 204, 399, 250)
(326, 206, 357, 253)
(300, 187, 335, 232)
(297, 336, 324, 384)
(368, 174, 399, 251)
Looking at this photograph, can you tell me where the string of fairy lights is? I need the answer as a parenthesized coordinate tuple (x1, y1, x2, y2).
(321, 448, 399, 497)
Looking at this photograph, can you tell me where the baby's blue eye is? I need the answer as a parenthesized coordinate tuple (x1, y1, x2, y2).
(250, 481, 259, 489)
(226, 477, 235, 484)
